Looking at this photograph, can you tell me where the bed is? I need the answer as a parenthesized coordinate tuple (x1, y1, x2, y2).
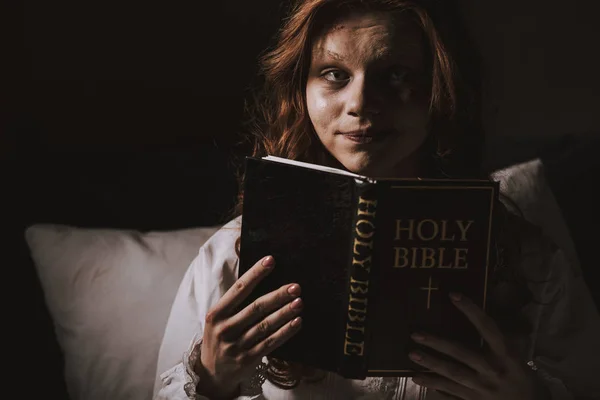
(7, 134, 599, 400)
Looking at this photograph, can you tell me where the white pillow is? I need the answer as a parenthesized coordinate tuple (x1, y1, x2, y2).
(25, 224, 221, 400)
(491, 158, 581, 275)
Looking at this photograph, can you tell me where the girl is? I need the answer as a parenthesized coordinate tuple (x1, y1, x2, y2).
(155, 0, 600, 398)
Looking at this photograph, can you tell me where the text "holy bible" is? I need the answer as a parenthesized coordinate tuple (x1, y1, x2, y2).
(393, 219, 474, 269)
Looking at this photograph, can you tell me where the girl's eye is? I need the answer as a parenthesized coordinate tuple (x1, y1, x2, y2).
(319, 67, 410, 87)
(322, 69, 350, 83)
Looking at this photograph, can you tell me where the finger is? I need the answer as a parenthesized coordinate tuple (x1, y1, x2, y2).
(222, 283, 301, 339)
(449, 293, 508, 358)
(411, 332, 493, 376)
(409, 351, 486, 393)
(412, 374, 476, 400)
(246, 316, 303, 362)
(208, 255, 276, 322)
(237, 296, 303, 349)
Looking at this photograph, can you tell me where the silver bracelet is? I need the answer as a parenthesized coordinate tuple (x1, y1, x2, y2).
(527, 360, 539, 371)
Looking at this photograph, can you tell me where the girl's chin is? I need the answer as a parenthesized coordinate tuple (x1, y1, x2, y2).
(339, 158, 381, 177)
(340, 154, 420, 179)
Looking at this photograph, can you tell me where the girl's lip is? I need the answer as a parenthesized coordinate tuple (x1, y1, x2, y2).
(338, 129, 392, 143)
(338, 128, 373, 136)
(342, 134, 374, 144)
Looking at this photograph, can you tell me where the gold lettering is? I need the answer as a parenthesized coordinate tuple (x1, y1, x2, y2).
(348, 312, 366, 323)
(391, 247, 472, 269)
(346, 323, 365, 334)
(357, 197, 377, 217)
(353, 237, 373, 255)
(349, 303, 368, 313)
(410, 247, 418, 267)
(352, 256, 372, 273)
(355, 219, 375, 239)
(350, 276, 369, 286)
(350, 285, 368, 294)
(454, 248, 469, 269)
(395, 219, 414, 240)
(456, 220, 474, 241)
(343, 195, 376, 359)
(438, 248, 453, 268)
(440, 220, 455, 241)
(344, 339, 365, 356)
(393, 247, 409, 268)
(349, 277, 369, 295)
(349, 294, 368, 305)
(417, 219, 439, 241)
(420, 248, 436, 268)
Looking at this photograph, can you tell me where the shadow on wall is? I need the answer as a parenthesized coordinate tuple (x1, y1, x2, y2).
(7, 0, 600, 157)
(459, 0, 600, 140)
(11, 0, 288, 154)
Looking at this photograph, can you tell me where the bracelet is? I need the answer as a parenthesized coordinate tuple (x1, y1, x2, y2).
(527, 360, 539, 371)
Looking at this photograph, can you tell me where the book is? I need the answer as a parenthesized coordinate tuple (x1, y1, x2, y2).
(237, 156, 499, 380)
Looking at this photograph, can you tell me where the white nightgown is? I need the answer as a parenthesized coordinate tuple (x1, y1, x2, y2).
(154, 216, 600, 400)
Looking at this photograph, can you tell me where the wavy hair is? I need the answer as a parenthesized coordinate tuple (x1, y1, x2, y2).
(231, 0, 485, 389)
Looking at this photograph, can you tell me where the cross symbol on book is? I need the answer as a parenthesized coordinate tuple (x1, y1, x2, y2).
(420, 275, 439, 310)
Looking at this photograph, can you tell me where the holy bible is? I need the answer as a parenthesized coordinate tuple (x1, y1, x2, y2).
(237, 156, 499, 380)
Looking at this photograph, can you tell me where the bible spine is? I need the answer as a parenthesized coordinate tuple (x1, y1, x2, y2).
(338, 179, 378, 379)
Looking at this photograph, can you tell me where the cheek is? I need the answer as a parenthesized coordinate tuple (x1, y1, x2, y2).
(306, 87, 339, 134)
(391, 91, 430, 130)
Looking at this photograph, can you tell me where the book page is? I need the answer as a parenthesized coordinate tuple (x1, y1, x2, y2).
(263, 155, 368, 179)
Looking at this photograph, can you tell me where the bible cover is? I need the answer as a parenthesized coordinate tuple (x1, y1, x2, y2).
(238, 156, 498, 379)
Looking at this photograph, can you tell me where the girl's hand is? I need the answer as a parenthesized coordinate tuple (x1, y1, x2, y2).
(409, 293, 550, 400)
(195, 255, 303, 399)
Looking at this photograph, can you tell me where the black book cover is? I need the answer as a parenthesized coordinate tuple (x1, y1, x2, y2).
(238, 156, 498, 379)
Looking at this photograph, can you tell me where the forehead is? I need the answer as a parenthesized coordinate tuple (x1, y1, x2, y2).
(311, 11, 424, 66)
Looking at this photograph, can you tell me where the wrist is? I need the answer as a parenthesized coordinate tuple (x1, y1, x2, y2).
(195, 367, 240, 400)
(192, 342, 240, 400)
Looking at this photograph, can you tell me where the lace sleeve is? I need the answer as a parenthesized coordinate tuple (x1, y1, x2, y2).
(155, 333, 266, 400)
(154, 333, 208, 400)
(182, 334, 205, 399)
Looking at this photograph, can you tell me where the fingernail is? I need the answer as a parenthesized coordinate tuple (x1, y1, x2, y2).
(287, 284, 301, 296)
(290, 317, 302, 328)
(290, 297, 303, 310)
(449, 292, 462, 302)
(411, 332, 426, 342)
(411, 376, 423, 385)
(262, 256, 275, 268)
(409, 351, 423, 361)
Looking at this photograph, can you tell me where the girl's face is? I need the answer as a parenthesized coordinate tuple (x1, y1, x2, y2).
(306, 11, 430, 178)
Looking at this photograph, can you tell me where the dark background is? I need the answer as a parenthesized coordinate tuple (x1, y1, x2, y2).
(4, 0, 600, 157)
(4, 0, 600, 398)
(5, 0, 288, 155)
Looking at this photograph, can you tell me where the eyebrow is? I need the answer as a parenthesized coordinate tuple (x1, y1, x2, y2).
(324, 50, 345, 61)
(317, 48, 398, 64)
